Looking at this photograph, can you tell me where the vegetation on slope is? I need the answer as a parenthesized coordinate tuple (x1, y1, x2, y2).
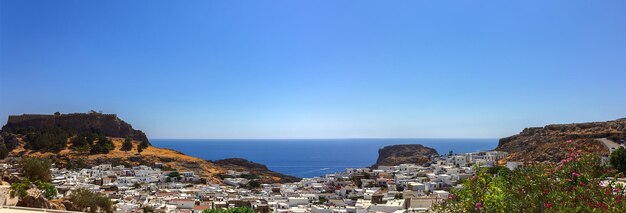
(497, 118, 626, 162)
(67, 188, 113, 213)
(10, 158, 61, 208)
(436, 140, 626, 212)
(202, 207, 254, 213)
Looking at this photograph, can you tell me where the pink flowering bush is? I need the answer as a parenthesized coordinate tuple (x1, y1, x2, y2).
(435, 141, 626, 212)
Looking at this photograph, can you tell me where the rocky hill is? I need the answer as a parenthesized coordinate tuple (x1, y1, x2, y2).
(0, 112, 299, 184)
(372, 144, 438, 168)
(496, 118, 626, 162)
(2, 111, 149, 144)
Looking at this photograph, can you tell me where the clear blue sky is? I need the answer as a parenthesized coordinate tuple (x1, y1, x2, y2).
(1, 0, 625, 139)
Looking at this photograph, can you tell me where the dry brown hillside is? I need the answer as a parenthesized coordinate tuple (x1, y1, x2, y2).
(8, 137, 299, 183)
(496, 118, 626, 162)
(9, 137, 225, 183)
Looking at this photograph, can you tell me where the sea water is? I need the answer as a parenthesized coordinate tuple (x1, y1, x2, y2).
(151, 138, 498, 178)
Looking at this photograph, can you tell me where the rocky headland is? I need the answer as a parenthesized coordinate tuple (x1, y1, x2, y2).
(212, 158, 300, 183)
(372, 144, 438, 168)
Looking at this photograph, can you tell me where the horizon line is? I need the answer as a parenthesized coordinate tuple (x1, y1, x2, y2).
(148, 137, 500, 140)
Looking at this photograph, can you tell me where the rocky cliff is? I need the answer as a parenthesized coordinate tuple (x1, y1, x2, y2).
(496, 118, 626, 162)
(2, 112, 149, 144)
(372, 144, 438, 168)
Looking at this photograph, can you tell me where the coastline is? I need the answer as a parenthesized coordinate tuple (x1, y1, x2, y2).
(151, 138, 498, 178)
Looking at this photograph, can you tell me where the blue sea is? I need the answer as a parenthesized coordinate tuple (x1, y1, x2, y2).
(151, 139, 498, 178)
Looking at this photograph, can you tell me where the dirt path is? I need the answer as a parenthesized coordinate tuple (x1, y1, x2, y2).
(597, 138, 622, 153)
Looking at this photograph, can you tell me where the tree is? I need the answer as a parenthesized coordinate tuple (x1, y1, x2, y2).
(138, 140, 149, 150)
(71, 133, 94, 151)
(90, 134, 113, 154)
(142, 206, 155, 213)
(315, 196, 328, 204)
(394, 193, 403, 199)
(121, 137, 133, 151)
(67, 158, 87, 170)
(610, 147, 626, 173)
(245, 180, 261, 189)
(168, 171, 182, 180)
(19, 157, 51, 182)
(67, 188, 113, 213)
(0, 143, 9, 159)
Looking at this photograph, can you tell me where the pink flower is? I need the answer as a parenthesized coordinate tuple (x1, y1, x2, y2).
(475, 202, 483, 210)
(571, 172, 581, 177)
(566, 140, 573, 143)
(545, 202, 554, 209)
(567, 157, 573, 162)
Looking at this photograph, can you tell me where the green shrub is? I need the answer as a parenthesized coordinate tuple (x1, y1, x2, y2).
(19, 157, 51, 182)
(90, 134, 113, 154)
(34, 180, 57, 199)
(10, 178, 30, 199)
(139, 140, 149, 150)
(610, 147, 626, 174)
(245, 180, 261, 189)
(0, 143, 9, 159)
(202, 207, 254, 213)
(66, 158, 87, 170)
(68, 188, 113, 213)
(121, 137, 133, 151)
(10, 179, 57, 200)
(394, 193, 403, 199)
